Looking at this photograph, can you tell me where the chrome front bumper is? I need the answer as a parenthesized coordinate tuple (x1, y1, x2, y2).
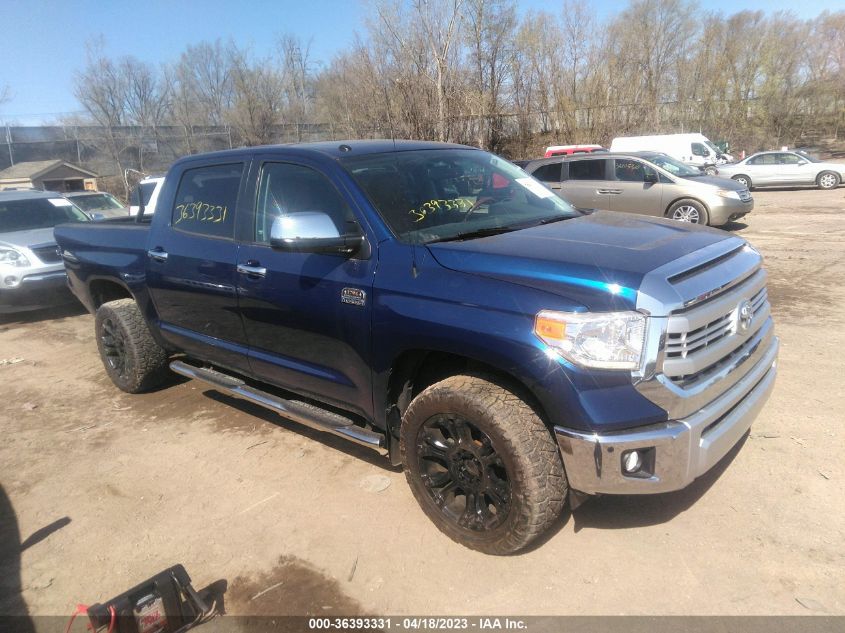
(554, 335, 778, 495)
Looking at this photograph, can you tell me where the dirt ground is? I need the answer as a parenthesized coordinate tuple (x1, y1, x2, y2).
(1, 187, 844, 619)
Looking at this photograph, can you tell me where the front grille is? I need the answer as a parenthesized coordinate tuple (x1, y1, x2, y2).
(666, 287, 767, 360)
(661, 259, 771, 390)
(31, 243, 62, 264)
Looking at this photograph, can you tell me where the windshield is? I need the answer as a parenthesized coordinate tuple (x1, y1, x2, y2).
(795, 150, 822, 163)
(0, 197, 89, 232)
(342, 149, 579, 244)
(72, 193, 123, 211)
(705, 140, 720, 154)
(70, 193, 125, 212)
(641, 153, 702, 178)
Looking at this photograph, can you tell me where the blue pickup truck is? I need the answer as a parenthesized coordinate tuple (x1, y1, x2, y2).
(54, 141, 778, 554)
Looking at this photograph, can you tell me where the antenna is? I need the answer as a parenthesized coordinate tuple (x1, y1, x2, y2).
(381, 80, 396, 150)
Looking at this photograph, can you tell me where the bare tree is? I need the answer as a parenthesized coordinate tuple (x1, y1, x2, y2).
(227, 47, 285, 146)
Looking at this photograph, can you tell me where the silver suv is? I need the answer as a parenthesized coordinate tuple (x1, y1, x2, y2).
(521, 152, 753, 226)
(0, 190, 90, 313)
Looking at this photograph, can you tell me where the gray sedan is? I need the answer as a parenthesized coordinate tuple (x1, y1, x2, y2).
(0, 190, 90, 313)
(716, 151, 845, 190)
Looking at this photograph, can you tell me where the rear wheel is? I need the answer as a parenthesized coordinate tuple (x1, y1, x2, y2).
(732, 174, 752, 189)
(817, 171, 840, 190)
(95, 299, 169, 393)
(401, 374, 567, 555)
(667, 199, 709, 225)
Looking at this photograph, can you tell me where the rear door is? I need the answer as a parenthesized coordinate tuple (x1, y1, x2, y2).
(145, 160, 251, 371)
(745, 153, 778, 185)
(235, 157, 376, 419)
(608, 158, 664, 216)
(560, 158, 611, 210)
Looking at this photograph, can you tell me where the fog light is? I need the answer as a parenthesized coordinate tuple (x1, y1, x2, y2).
(4, 276, 18, 287)
(622, 450, 642, 474)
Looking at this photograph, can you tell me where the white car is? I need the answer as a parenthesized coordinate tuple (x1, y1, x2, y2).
(716, 151, 844, 190)
(128, 176, 165, 216)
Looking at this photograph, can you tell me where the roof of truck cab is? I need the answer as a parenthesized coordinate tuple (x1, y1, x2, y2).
(172, 140, 478, 166)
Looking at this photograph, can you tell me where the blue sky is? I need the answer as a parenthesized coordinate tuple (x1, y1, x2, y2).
(1, 0, 841, 125)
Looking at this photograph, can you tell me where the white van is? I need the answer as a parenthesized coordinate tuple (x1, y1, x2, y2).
(609, 134, 731, 174)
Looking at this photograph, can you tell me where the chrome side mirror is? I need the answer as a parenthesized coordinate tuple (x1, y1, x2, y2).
(269, 212, 365, 257)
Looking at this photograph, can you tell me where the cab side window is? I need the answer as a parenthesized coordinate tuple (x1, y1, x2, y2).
(172, 163, 243, 238)
(532, 162, 562, 183)
(255, 163, 357, 244)
(691, 143, 709, 157)
(568, 159, 606, 180)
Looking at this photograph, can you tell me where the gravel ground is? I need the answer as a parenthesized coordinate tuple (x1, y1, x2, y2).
(1, 187, 844, 619)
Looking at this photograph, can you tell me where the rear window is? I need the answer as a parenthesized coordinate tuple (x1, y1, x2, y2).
(0, 197, 89, 232)
(171, 163, 243, 239)
(568, 159, 605, 180)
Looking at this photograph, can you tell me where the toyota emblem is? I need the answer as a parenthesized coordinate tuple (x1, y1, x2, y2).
(738, 300, 754, 332)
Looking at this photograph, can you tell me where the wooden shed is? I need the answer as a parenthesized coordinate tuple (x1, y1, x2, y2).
(0, 160, 98, 192)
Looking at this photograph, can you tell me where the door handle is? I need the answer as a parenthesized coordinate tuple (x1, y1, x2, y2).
(597, 189, 623, 194)
(147, 248, 168, 262)
(237, 263, 267, 278)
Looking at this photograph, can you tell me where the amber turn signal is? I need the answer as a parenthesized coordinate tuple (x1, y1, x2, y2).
(535, 315, 566, 341)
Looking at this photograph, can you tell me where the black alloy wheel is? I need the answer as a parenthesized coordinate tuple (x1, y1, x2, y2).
(100, 316, 129, 379)
(416, 414, 511, 531)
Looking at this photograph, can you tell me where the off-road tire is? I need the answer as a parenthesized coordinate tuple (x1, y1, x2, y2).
(666, 198, 710, 225)
(95, 299, 169, 393)
(401, 374, 567, 555)
(732, 174, 752, 189)
(817, 171, 840, 190)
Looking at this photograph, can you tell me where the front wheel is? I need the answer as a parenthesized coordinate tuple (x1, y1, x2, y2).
(667, 199, 709, 225)
(401, 375, 567, 555)
(95, 299, 169, 393)
(817, 171, 840, 190)
(732, 175, 752, 189)
(704, 166, 718, 176)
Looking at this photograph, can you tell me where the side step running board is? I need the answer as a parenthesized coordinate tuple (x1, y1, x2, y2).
(170, 360, 388, 456)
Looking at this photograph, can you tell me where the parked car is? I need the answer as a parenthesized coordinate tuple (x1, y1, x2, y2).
(55, 140, 777, 554)
(65, 191, 128, 220)
(715, 151, 845, 190)
(521, 151, 752, 226)
(0, 190, 89, 313)
(544, 144, 607, 157)
(610, 133, 732, 174)
(128, 176, 165, 216)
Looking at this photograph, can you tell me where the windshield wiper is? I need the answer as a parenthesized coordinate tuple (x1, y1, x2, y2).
(426, 226, 520, 244)
(535, 215, 573, 225)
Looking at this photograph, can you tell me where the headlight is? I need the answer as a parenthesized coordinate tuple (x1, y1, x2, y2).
(715, 189, 740, 199)
(534, 310, 646, 370)
(0, 246, 31, 268)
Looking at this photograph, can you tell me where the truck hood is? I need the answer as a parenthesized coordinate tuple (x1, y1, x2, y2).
(426, 211, 733, 311)
(0, 227, 57, 249)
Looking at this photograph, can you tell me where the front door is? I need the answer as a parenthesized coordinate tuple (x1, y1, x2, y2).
(236, 159, 376, 419)
(145, 161, 250, 371)
(609, 158, 664, 217)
